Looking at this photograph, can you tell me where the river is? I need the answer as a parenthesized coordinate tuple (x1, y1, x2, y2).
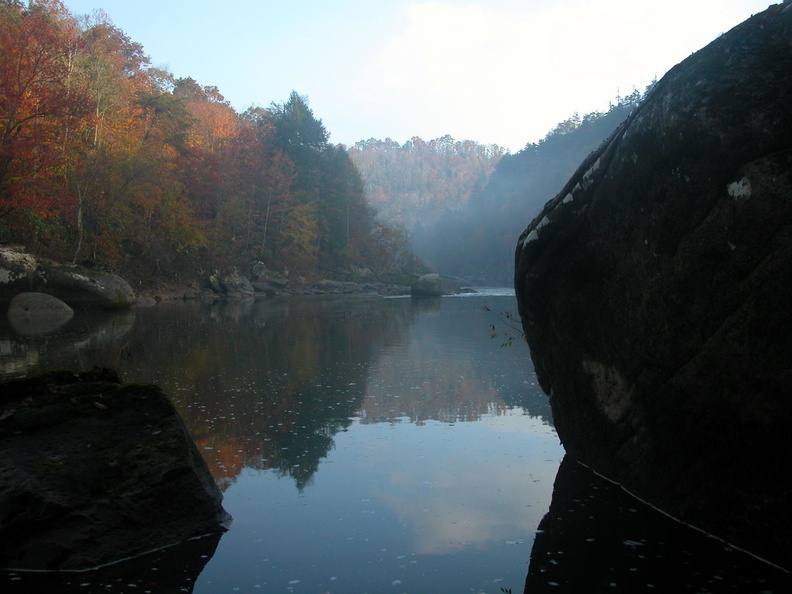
(1, 290, 787, 593)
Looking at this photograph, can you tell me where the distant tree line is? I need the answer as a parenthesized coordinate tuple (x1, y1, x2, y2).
(353, 91, 649, 284)
(0, 0, 416, 285)
(420, 90, 649, 284)
(349, 135, 506, 232)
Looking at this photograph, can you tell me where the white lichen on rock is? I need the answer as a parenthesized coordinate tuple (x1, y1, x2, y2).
(583, 158, 601, 180)
(727, 176, 751, 199)
(521, 229, 539, 248)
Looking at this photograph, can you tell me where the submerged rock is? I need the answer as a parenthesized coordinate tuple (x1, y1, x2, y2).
(515, 4, 792, 567)
(0, 370, 229, 571)
(6, 292, 74, 335)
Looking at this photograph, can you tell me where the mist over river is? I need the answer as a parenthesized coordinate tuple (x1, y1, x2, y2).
(1, 291, 787, 592)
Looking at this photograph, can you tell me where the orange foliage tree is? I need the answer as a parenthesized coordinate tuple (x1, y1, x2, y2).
(0, 1, 416, 284)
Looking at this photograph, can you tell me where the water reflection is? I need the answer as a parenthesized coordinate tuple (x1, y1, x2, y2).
(1, 292, 557, 592)
(525, 456, 791, 593)
(0, 308, 135, 377)
(2, 533, 221, 594)
(2, 293, 788, 591)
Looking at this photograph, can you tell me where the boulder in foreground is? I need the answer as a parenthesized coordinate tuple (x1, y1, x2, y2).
(0, 370, 230, 571)
(515, 4, 792, 568)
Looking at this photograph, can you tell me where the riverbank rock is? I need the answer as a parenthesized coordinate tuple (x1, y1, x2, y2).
(514, 4, 792, 567)
(0, 370, 229, 570)
(410, 273, 461, 297)
(248, 262, 290, 290)
(6, 292, 74, 335)
(36, 263, 136, 309)
(0, 247, 136, 309)
(219, 268, 255, 297)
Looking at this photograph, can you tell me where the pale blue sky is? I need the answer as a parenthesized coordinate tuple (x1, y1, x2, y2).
(62, 0, 774, 151)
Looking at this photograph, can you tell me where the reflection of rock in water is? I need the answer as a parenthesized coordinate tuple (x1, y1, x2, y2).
(0, 308, 135, 378)
(6, 292, 74, 335)
(524, 456, 791, 593)
(0, 532, 222, 594)
(409, 295, 442, 314)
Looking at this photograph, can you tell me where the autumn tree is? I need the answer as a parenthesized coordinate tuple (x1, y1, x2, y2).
(0, 0, 91, 248)
(1, 3, 418, 284)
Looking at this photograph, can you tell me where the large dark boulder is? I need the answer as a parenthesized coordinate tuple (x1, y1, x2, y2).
(515, 4, 792, 568)
(0, 247, 136, 309)
(0, 370, 229, 570)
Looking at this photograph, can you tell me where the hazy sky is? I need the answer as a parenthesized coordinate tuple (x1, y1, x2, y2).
(62, 0, 773, 151)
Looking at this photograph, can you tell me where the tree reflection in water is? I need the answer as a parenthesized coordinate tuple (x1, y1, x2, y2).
(0, 292, 559, 592)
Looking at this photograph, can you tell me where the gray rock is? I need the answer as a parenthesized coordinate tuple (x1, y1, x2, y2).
(381, 285, 411, 296)
(6, 292, 74, 335)
(250, 280, 278, 296)
(219, 269, 255, 297)
(410, 273, 461, 297)
(0, 370, 230, 570)
(514, 4, 792, 567)
(207, 272, 223, 294)
(248, 262, 289, 289)
(0, 246, 37, 293)
(411, 273, 442, 297)
(1, 247, 136, 309)
(315, 279, 346, 292)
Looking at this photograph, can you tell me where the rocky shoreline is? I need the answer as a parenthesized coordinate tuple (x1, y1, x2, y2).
(140, 269, 474, 303)
(2, 246, 478, 308)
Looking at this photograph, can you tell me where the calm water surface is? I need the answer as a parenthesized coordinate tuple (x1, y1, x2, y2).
(1, 290, 561, 593)
(1, 290, 788, 593)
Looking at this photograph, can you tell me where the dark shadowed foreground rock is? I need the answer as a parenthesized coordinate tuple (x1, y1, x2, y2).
(524, 457, 792, 593)
(0, 370, 229, 571)
(515, 4, 792, 568)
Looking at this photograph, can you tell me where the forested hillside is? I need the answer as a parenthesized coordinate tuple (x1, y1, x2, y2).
(0, 1, 414, 286)
(413, 91, 648, 284)
(349, 136, 505, 231)
(347, 91, 648, 286)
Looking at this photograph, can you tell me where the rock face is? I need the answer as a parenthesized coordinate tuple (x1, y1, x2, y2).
(0, 370, 229, 570)
(514, 4, 792, 567)
(0, 247, 136, 309)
